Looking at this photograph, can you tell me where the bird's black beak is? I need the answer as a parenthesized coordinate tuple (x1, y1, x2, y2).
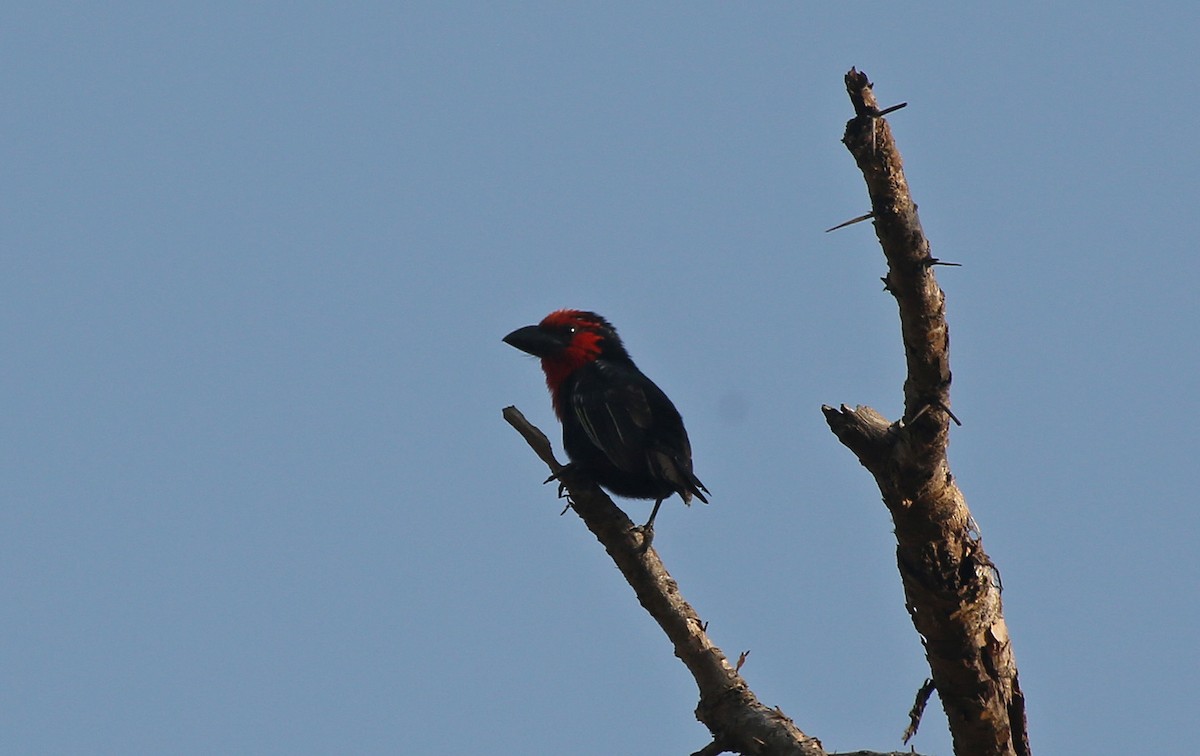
(503, 325, 564, 358)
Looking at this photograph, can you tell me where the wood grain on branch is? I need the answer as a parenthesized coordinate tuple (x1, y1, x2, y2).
(824, 68, 1031, 756)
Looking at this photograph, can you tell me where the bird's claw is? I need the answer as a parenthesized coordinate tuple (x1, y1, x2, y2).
(543, 465, 575, 512)
(543, 474, 568, 500)
(543, 464, 577, 500)
(634, 522, 655, 553)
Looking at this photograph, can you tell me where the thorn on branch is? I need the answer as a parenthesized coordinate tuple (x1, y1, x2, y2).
(924, 257, 962, 268)
(907, 400, 962, 428)
(735, 650, 750, 673)
(940, 401, 963, 427)
(872, 101, 908, 117)
(905, 404, 929, 425)
(902, 678, 937, 744)
(825, 211, 874, 233)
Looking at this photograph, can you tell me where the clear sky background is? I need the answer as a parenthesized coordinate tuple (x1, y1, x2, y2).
(4, 3, 1197, 755)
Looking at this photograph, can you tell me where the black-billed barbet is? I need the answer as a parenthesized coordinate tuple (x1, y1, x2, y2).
(504, 310, 708, 544)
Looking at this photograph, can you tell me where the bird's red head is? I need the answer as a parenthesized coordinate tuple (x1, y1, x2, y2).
(503, 309, 628, 418)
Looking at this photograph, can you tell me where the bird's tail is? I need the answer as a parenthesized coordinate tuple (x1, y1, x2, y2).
(682, 469, 709, 506)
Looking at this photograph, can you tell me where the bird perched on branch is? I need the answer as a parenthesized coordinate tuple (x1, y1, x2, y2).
(504, 310, 708, 547)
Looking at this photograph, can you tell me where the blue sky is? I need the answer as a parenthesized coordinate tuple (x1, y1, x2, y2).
(3, 3, 1197, 754)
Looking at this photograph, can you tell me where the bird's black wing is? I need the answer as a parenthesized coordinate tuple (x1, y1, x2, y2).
(571, 360, 689, 471)
(570, 362, 653, 474)
(572, 360, 709, 504)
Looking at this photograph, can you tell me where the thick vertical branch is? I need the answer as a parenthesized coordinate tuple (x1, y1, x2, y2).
(824, 69, 1030, 756)
(503, 406, 826, 756)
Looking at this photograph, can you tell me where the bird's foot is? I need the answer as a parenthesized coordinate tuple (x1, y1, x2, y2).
(543, 463, 576, 500)
(633, 522, 655, 553)
(633, 498, 664, 552)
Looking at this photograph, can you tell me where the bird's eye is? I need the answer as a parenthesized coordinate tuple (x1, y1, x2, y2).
(567, 326, 577, 334)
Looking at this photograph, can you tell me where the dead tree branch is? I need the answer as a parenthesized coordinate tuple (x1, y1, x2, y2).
(503, 406, 825, 756)
(823, 68, 1031, 755)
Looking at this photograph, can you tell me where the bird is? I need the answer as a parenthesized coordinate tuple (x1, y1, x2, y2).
(503, 309, 708, 547)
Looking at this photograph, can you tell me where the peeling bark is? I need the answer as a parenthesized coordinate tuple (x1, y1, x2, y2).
(824, 69, 1031, 756)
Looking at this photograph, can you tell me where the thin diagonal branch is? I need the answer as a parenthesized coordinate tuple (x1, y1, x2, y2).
(503, 406, 825, 756)
(824, 68, 1030, 756)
